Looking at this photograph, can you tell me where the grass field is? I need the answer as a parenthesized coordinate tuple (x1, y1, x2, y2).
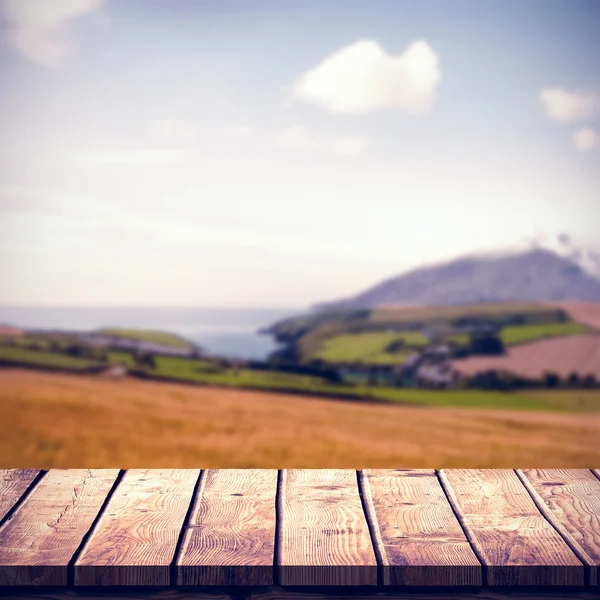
(95, 328, 195, 349)
(1, 369, 597, 468)
(0, 347, 97, 370)
(148, 356, 563, 410)
(443, 333, 471, 346)
(522, 389, 600, 412)
(499, 322, 592, 345)
(314, 331, 428, 364)
(107, 352, 136, 368)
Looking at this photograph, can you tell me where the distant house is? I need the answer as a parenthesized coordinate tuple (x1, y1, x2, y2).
(415, 363, 459, 389)
(422, 344, 451, 362)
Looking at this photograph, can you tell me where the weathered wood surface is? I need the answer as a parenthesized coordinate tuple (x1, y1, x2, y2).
(74, 469, 199, 586)
(0, 470, 41, 523)
(177, 469, 278, 586)
(518, 469, 600, 586)
(0, 468, 598, 591)
(0, 470, 120, 586)
(1, 590, 600, 600)
(278, 469, 377, 586)
(439, 469, 584, 587)
(362, 469, 481, 586)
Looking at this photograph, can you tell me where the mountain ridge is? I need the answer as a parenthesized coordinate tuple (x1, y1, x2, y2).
(315, 242, 600, 310)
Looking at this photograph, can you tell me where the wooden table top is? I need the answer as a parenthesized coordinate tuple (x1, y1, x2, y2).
(0, 469, 599, 590)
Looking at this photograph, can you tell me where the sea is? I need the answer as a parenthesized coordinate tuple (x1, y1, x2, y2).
(0, 307, 306, 360)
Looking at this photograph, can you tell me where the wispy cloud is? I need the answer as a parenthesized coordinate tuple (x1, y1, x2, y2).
(0, 0, 102, 67)
(272, 125, 369, 156)
(83, 148, 188, 165)
(539, 88, 599, 122)
(224, 125, 256, 138)
(287, 39, 441, 114)
(573, 127, 598, 152)
(149, 119, 195, 140)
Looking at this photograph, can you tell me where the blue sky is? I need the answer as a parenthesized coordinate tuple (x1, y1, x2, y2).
(0, 0, 599, 307)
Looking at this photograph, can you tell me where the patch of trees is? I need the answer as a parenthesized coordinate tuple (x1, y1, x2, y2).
(465, 370, 533, 391)
(385, 340, 405, 353)
(465, 369, 599, 390)
(251, 359, 342, 383)
(133, 351, 156, 369)
(468, 333, 505, 355)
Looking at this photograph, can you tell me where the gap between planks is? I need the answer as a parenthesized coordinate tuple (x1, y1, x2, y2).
(0, 469, 598, 589)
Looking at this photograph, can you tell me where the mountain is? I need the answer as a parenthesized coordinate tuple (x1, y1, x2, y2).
(316, 241, 600, 310)
(467, 233, 600, 279)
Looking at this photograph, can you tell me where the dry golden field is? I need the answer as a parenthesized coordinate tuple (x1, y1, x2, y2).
(0, 369, 598, 468)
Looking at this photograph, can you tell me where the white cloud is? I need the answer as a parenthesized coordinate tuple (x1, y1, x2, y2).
(224, 125, 256, 138)
(149, 119, 195, 140)
(272, 126, 369, 156)
(0, 0, 102, 67)
(539, 88, 599, 122)
(288, 39, 441, 114)
(82, 149, 188, 165)
(573, 128, 599, 152)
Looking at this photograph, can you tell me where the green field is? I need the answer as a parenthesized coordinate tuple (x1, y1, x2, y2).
(147, 356, 564, 411)
(152, 356, 335, 389)
(107, 352, 136, 368)
(499, 322, 593, 345)
(95, 328, 195, 349)
(521, 389, 600, 412)
(443, 333, 471, 346)
(314, 331, 427, 364)
(1, 345, 597, 412)
(0, 346, 97, 370)
(271, 302, 573, 363)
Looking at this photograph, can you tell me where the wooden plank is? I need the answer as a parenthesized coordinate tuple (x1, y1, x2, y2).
(0, 592, 234, 600)
(177, 469, 278, 586)
(251, 590, 600, 600)
(74, 469, 200, 586)
(0, 469, 119, 586)
(362, 469, 481, 586)
(3, 592, 600, 600)
(439, 469, 584, 587)
(277, 469, 377, 586)
(518, 469, 600, 586)
(0, 470, 41, 523)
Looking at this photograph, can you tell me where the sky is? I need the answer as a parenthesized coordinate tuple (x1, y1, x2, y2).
(0, 0, 599, 308)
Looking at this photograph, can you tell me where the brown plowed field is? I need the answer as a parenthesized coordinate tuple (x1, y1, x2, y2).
(546, 301, 600, 330)
(451, 334, 600, 379)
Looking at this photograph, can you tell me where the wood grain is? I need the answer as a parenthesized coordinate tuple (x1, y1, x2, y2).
(74, 469, 199, 586)
(177, 469, 278, 586)
(2, 591, 600, 600)
(0, 469, 119, 586)
(277, 469, 377, 586)
(0, 470, 41, 523)
(519, 469, 600, 586)
(252, 590, 600, 600)
(439, 469, 584, 587)
(362, 469, 481, 586)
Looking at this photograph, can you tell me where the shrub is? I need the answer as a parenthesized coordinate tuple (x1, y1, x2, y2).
(468, 333, 505, 356)
(542, 371, 560, 388)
